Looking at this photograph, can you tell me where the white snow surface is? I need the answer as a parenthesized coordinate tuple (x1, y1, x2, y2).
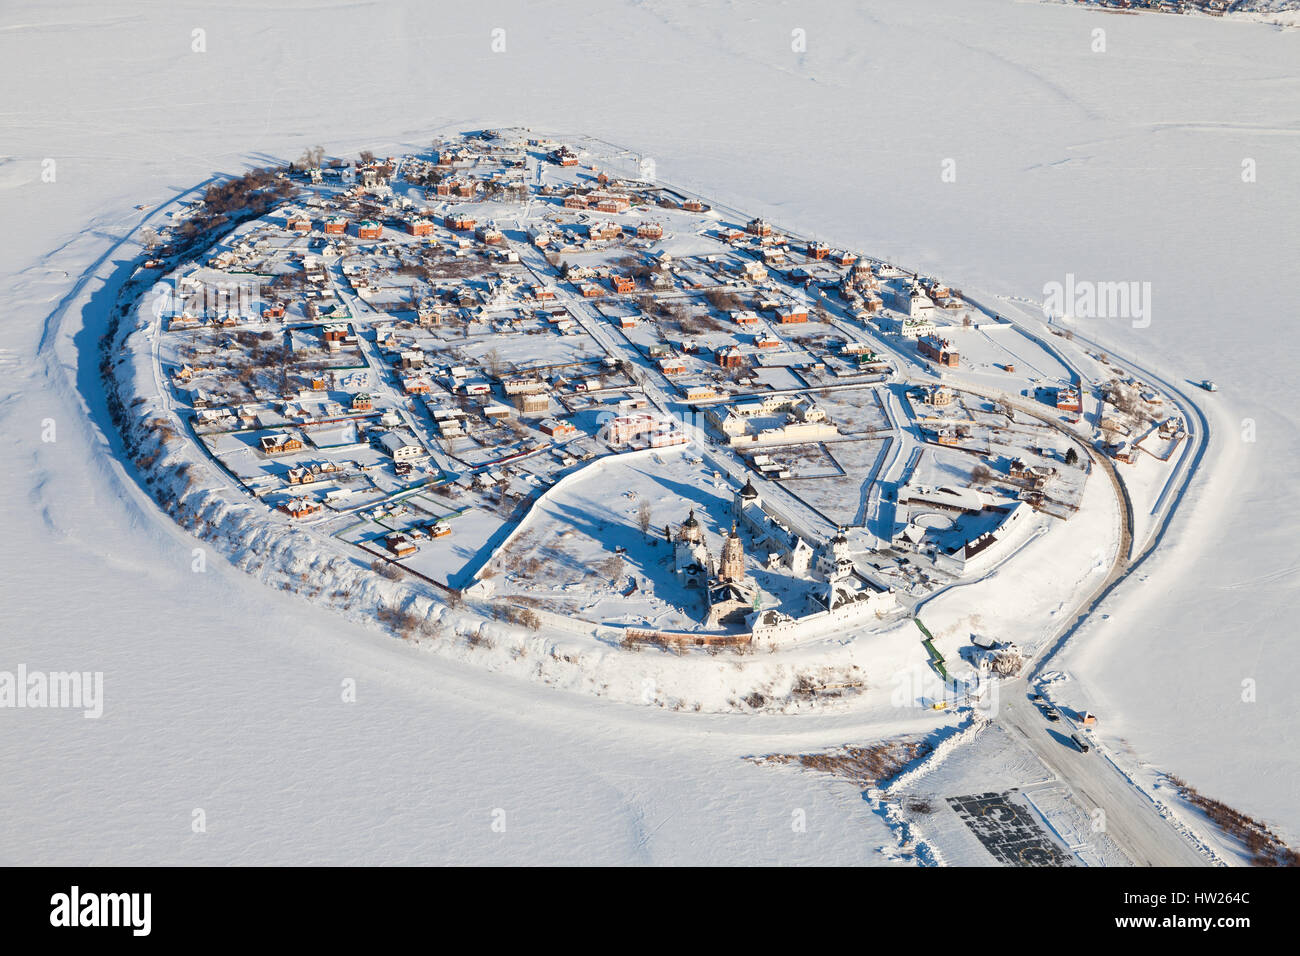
(1, 0, 1297, 862)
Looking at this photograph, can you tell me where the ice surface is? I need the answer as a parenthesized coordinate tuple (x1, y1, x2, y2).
(1, 0, 1296, 862)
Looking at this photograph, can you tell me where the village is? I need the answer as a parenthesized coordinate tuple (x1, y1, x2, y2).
(136, 128, 1189, 651)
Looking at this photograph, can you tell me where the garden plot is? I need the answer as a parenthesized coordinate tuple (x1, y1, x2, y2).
(812, 387, 890, 435)
(777, 438, 889, 529)
(757, 443, 844, 480)
(285, 333, 362, 365)
(202, 430, 293, 482)
(590, 300, 640, 322)
(988, 440, 1089, 519)
(673, 324, 749, 356)
(942, 393, 980, 422)
(618, 319, 679, 355)
(774, 319, 837, 343)
(303, 419, 366, 449)
(1135, 423, 1186, 462)
(560, 389, 649, 418)
(554, 371, 637, 404)
(797, 362, 878, 389)
(748, 365, 806, 392)
(263, 473, 384, 514)
(751, 345, 816, 368)
(986, 415, 1061, 452)
(437, 433, 500, 467)
(968, 407, 1013, 429)
(446, 327, 605, 373)
(201, 428, 391, 506)
(336, 492, 509, 589)
(359, 277, 421, 311)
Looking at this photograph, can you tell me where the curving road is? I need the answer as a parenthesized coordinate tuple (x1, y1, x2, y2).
(942, 304, 1215, 866)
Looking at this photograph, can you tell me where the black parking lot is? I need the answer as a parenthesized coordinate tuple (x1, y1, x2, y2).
(947, 792, 1075, 867)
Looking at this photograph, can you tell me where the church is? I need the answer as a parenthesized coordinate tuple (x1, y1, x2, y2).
(706, 524, 759, 627)
(672, 509, 712, 589)
(671, 508, 758, 628)
(669, 476, 898, 635)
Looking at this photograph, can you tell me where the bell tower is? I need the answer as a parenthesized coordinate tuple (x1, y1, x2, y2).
(718, 523, 746, 583)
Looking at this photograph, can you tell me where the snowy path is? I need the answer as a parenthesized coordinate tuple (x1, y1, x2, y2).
(996, 680, 1209, 867)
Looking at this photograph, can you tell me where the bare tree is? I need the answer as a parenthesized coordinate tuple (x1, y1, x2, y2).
(597, 554, 624, 581)
(637, 499, 653, 536)
(298, 145, 325, 169)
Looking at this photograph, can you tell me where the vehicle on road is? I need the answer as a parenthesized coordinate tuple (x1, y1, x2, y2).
(1201, 379, 1218, 392)
(1070, 732, 1091, 753)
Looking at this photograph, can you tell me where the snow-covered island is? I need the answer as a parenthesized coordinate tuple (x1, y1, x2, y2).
(7, 0, 1299, 877)
(104, 129, 1198, 725)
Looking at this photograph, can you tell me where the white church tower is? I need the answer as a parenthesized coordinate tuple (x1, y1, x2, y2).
(815, 528, 854, 582)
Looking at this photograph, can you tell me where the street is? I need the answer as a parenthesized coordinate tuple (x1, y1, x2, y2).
(996, 678, 1208, 867)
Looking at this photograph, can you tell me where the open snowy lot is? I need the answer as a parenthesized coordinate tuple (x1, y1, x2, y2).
(2, 0, 1297, 865)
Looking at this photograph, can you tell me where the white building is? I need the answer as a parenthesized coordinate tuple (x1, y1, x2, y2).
(379, 431, 428, 464)
(814, 529, 854, 582)
(673, 510, 713, 589)
(892, 278, 935, 318)
(732, 478, 812, 576)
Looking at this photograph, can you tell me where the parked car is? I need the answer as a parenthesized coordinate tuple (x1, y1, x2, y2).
(1043, 707, 1061, 722)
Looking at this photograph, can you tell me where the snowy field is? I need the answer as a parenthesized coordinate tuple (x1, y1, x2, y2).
(2, 0, 1297, 863)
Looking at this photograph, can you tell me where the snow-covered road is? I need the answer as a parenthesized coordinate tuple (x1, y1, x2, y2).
(995, 680, 1209, 866)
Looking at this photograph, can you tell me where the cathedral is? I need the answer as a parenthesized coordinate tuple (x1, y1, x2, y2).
(706, 524, 758, 627)
(672, 509, 712, 589)
(671, 508, 758, 628)
(670, 477, 893, 633)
